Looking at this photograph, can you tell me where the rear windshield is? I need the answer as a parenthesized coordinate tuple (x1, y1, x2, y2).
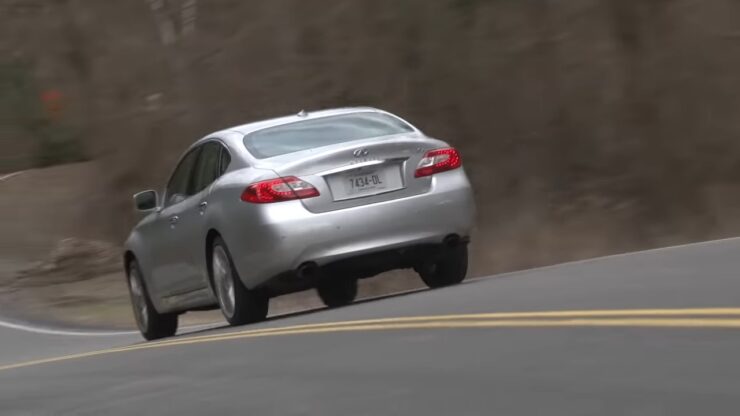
(243, 112, 415, 159)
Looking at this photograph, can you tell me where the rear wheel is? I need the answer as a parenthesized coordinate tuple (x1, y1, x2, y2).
(317, 277, 358, 308)
(211, 237, 269, 326)
(127, 260, 178, 340)
(417, 245, 468, 288)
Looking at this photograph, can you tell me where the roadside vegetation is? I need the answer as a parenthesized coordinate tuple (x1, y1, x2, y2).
(2, 0, 740, 326)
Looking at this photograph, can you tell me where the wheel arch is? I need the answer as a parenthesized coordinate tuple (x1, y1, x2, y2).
(123, 249, 165, 313)
(123, 250, 137, 275)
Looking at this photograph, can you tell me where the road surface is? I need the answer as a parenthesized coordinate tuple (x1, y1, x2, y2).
(2, 238, 740, 415)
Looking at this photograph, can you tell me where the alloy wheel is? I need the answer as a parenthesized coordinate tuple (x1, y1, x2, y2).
(129, 268, 149, 331)
(213, 245, 236, 318)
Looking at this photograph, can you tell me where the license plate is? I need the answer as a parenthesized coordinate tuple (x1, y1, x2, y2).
(327, 164, 403, 201)
(347, 172, 386, 193)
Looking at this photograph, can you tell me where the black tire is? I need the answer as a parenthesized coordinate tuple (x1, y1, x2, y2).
(417, 245, 468, 289)
(126, 259, 178, 341)
(211, 236, 269, 326)
(316, 277, 358, 308)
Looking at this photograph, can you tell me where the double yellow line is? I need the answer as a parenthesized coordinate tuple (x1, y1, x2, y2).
(3, 307, 740, 372)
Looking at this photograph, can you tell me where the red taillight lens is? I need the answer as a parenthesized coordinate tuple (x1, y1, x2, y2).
(241, 176, 320, 203)
(414, 148, 462, 178)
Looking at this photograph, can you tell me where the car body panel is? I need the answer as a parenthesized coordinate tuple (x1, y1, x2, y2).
(152, 193, 204, 296)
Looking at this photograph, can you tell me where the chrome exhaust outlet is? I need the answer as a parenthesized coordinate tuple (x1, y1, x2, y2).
(443, 234, 462, 248)
(296, 262, 319, 279)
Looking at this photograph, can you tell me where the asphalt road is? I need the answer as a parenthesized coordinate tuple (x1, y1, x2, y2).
(2, 238, 740, 415)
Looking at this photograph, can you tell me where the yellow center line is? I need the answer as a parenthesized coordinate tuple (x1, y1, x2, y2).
(136, 317, 740, 349)
(141, 307, 740, 349)
(3, 308, 740, 373)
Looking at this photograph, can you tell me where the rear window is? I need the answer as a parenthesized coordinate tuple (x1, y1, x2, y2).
(243, 112, 415, 159)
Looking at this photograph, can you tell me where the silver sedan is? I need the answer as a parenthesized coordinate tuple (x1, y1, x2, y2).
(124, 107, 475, 340)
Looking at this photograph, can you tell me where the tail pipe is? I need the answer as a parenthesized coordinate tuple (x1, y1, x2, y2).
(443, 234, 469, 248)
(296, 261, 319, 279)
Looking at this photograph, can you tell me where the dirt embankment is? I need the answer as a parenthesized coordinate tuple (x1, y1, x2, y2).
(0, 163, 130, 327)
(4, 1, 740, 326)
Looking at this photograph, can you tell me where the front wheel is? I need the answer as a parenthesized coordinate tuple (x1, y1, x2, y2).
(127, 260, 178, 340)
(211, 237, 269, 326)
(416, 245, 468, 289)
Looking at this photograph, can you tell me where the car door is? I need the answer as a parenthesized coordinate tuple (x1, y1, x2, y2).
(149, 146, 203, 297)
(184, 141, 229, 289)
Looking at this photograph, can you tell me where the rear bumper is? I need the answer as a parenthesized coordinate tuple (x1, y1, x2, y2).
(261, 238, 468, 296)
(225, 169, 475, 289)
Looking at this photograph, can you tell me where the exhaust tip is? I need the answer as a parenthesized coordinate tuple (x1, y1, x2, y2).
(443, 234, 467, 248)
(296, 262, 319, 279)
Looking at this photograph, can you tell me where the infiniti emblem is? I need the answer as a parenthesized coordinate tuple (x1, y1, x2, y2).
(352, 148, 369, 157)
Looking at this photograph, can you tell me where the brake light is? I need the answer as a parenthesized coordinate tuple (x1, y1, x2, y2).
(241, 176, 319, 203)
(414, 148, 462, 178)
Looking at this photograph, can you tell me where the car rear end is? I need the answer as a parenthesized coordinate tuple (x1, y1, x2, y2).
(223, 110, 475, 292)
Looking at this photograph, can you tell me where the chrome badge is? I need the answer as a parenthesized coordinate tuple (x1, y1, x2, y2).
(352, 148, 369, 157)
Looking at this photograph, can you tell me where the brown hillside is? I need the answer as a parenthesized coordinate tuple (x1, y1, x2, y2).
(3, 0, 740, 277)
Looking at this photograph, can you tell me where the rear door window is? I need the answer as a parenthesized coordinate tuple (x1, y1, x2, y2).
(191, 142, 226, 195)
(218, 145, 231, 175)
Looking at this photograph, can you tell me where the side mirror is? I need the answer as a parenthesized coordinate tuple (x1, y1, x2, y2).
(133, 190, 159, 212)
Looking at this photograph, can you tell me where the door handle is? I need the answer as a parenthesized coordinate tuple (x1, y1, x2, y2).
(199, 201, 208, 210)
(169, 215, 180, 225)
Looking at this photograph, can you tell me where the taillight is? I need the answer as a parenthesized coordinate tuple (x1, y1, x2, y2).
(241, 176, 320, 203)
(414, 148, 462, 178)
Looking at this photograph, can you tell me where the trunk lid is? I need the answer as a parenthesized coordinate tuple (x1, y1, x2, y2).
(253, 134, 443, 213)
